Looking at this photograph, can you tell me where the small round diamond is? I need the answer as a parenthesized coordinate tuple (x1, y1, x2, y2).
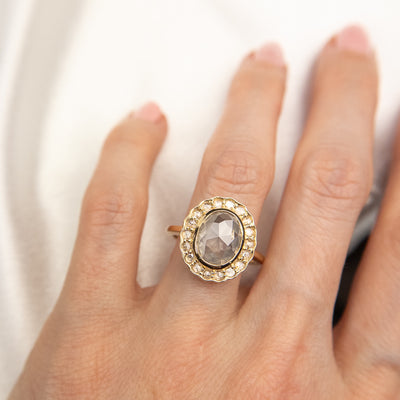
(225, 267, 235, 277)
(193, 210, 202, 219)
(215, 271, 225, 280)
(241, 250, 251, 261)
(236, 206, 246, 216)
(245, 227, 254, 237)
(235, 261, 245, 270)
(183, 230, 192, 239)
(204, 270, 212, 278)
(188, 218, 196, 226)
(245, 240, 255, 248)
(185, 253, 194, 263)
(193, 263, 203, 273)
(243, 216, 252, 225)
(201, 202, 212, 212)
(181, 241, 191, 251)
(225, 199, 235, 209)
(213, 198, 223, 208)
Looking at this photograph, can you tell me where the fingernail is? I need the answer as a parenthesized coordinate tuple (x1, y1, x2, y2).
(254, 42, 285, 66)
(336, 25, 372, 54)
(136, 101, 163, 122)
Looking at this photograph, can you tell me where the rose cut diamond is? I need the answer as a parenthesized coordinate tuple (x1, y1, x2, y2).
(194, 210, 243, 268)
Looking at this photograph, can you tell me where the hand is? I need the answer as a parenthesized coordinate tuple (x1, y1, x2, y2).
(9, 25, 400, 400)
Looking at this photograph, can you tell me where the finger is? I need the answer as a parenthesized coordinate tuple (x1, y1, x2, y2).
(334, 124, 400, 397)
(60, 102, 167, 310)
(245, 26, 378, 327)
(153, 43, 287, 317)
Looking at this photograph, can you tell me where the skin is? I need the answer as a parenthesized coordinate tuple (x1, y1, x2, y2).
(8, 27, 400, 399)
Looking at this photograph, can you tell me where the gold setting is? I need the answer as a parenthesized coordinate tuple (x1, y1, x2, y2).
(179, 196, 257, 282)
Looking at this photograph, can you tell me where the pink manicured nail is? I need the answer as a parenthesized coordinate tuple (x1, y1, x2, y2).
(136, 101, 163, 122)
(254, 42, 285, 66)
(336, 25, 372, 54)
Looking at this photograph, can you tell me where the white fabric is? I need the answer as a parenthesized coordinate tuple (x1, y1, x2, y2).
(1, 0, 399, 395)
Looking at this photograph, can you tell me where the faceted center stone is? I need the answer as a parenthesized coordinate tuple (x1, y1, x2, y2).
(194, 210, 243, 268)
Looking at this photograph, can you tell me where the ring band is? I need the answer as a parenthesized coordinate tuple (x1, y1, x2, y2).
(167, 196, 265, 282)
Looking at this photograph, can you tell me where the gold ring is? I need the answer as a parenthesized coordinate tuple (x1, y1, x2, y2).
(167, 196, 265, 282)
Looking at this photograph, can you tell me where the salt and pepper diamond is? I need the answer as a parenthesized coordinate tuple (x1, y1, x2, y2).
(194, 210, 243, 268)
(180, 197, 257, 282)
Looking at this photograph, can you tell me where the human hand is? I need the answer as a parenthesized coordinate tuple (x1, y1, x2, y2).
(9, 25, 400, 399)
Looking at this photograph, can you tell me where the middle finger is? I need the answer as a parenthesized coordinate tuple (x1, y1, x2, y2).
(154, 43, 287, 317)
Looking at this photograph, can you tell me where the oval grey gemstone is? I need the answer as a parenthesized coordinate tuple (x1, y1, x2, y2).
(194, 210, 243, 268)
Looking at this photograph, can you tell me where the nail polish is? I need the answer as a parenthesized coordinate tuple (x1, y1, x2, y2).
(136, 102, 163, 122)
(254, 42, 285, 66)
(336, 25, 372, 54)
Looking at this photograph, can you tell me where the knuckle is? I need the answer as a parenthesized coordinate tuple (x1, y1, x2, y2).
(82, 187, 146, 234)
(230, 329, 322, 399)
(35, 318, 127, 399)
(273, 284, 327, 321)
(204, 147, 273, 197)
(296, 148, 371, 210)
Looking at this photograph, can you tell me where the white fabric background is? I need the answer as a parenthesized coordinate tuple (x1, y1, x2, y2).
(1, 0, 400, 395)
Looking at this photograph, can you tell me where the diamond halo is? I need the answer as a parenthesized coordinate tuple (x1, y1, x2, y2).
(179, 197, 257, 282)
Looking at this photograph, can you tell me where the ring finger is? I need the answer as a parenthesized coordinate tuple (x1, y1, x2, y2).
(153, 43, 287, 317)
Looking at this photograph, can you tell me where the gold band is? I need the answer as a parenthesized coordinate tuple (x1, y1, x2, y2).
(167, 225, 265, 264)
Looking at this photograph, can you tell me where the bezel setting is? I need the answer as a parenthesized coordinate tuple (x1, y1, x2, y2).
(179, 196, 257, 282)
